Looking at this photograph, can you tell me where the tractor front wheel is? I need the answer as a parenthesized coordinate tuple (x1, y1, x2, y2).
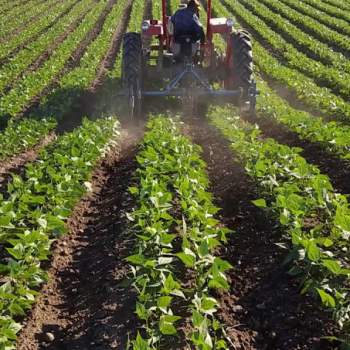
(122, 32, 143, 119)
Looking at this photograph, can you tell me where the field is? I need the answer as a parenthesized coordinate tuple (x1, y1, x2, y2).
(0, 0, 349, 349)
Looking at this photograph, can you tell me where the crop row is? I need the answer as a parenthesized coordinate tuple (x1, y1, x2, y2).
(0, 0, 77, 62)
(0, 0, 130, 166)
(278, 0, 350, 36)
(152, 0, 163, 20)
(215, 0, 350, 123)
(108, 0, 146, 81)
(256, 79, 350, 160)
(0, 0, 23, 16)
(0, 0, 39, 22)
(0, 0, 94, 96)
(225, 0, 350, 100)
(209, 106, 350, 346)
(0, 118, 57, 164)
(255, 0, 350, 55)
(0, 116, 120, 349)
(0, 0, 57, 41)
(303, 0, 350, 23)
(34, 0, 131, 120)
(0, 0, 106, 119)
(231, 0, 350, 74)
(128, 116, 231, 349)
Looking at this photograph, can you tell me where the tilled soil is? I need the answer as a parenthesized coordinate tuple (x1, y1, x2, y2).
(16, 112, 341, 350)
(17, 127, 143, 350)
(184, 116, 339, 350)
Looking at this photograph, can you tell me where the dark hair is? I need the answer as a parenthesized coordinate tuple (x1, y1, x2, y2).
(188, 0, 199, 10)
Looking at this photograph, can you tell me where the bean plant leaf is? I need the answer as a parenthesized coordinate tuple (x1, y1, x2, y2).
(316, 288, 336, 308)
(159, 315, 181, 335)
(252, 198, 267, 208)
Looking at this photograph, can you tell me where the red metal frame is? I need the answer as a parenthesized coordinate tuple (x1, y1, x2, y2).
(142, 0, 233, 67)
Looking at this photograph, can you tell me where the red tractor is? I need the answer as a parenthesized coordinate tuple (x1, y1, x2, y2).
(121, 0, 257, 117)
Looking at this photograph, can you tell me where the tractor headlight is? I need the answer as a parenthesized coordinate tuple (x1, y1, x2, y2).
(226, 18, 234, 27)
(142, 21, 150, 31)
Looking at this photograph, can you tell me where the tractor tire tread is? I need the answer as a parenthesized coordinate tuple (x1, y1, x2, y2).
(230, 30, 254, 96)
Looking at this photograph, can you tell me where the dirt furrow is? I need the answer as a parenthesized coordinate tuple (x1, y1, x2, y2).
(241, 112, 350, 195)
(16, 126, 143, 350)
(91, 0, 134, 91)
(184, 116, 338, 350)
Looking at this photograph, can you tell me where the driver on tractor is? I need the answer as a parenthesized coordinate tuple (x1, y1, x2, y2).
(171, 0, 205, 45)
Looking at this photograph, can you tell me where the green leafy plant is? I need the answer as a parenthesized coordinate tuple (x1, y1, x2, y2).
(127, 116, 231, 349)
(0, 0, 94, 96)
(209, 105, 350, 345)
(0, 116, 120, 348)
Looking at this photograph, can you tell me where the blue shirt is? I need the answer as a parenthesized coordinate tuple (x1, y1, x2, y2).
(171, 8, 205, 42)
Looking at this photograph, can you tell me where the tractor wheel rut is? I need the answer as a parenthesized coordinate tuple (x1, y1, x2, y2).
(16, 126, 143, 350)
(183, 116, 339, 350)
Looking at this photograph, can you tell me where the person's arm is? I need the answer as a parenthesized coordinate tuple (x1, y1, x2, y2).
(193, 14, 205, 43)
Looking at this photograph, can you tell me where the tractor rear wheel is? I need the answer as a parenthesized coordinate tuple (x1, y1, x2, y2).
(229, 30, 253, 99)
(122, 32, 142, 119)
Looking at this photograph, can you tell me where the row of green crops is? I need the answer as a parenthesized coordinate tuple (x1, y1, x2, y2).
(223, 0, 350, 74)
(152, 0, 163, 20)
(0, 118, 57, 163)
(215, 0, 350, 124)
(128, 117, 231, 350)
(255, 0, 350, 55)
(225, 0, 350, 100)
(278, 0, 350, 36)
(0, 116, 120, 350)
(251, 0, 350, 73)
(0, 0, 24, 17)
(0, 0, 106, 119)
(256, 79, 350, 160)
(209, 105, 350, 346)
(303, 0, 350, 23)
(0, 0, 130, 163)
(0, 0, 94, 96)
(0, 0, 41, 25)
(0, 0, 58, 41)
(108, 0, 144, 81)
(0, 0, 77, 62)
(34, 0, 131, 119)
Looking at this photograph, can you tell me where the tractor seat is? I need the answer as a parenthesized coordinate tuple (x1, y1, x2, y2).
(172, 35, 200, 59)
